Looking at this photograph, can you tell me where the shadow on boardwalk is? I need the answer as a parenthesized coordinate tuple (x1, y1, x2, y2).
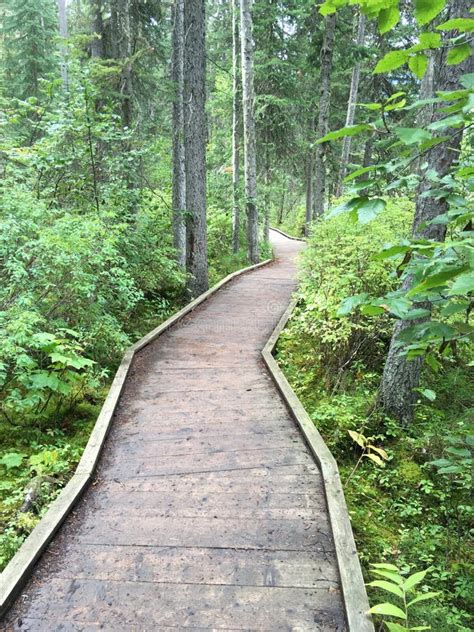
(2, 230, 348, 631)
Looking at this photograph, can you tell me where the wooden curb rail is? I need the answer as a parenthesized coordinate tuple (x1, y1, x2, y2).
(0, 257, 272, 618)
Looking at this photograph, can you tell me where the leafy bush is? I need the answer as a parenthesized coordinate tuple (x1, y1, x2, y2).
(279, 197, 412, 392)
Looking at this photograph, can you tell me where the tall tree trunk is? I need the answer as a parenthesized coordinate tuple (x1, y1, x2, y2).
(313, 13, 336, 219)
(184, 0, 209, 295)
(379, 0, 473, 425)
(240, 0, 259, 263)
(90, 0, 104, 58)
(263, 144, 270, 242)
(171, 0, 186, 267)
(231, 0, 241, 253)
(57, 0, 69, 90)
(336, 11, 365, 195)
(304, 150, 313, 235)
(115, 0, 133, 129)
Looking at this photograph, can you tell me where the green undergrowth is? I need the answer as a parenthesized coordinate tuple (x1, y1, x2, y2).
(276, 198, 473, 631)
(0, 194, 271, 570)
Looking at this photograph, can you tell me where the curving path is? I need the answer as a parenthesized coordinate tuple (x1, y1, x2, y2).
(2, 230, 347, 631)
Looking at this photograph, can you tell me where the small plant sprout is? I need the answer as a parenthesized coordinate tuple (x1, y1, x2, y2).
(345, 430, 388, 485)
(368, 563, 440, 631)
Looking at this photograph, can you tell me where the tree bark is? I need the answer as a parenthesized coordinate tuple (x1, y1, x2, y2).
(57, 0, 69, 90)
(232, 0, 241, 253)
(313, 13, 336, 219)
(90, 0, 104, 59)
(184, 0, 209, 295)
(336, 11, 365, 195)
(304, 150, 313, 235)
(240, 0, 259, 263)
(113, 0, 133, 128)
(171, 0, 186, 267)
(379, 0, 473, 425)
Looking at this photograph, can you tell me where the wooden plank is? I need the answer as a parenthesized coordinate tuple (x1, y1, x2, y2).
(44, 544, 339, 588)
(11, 579, 346, 630)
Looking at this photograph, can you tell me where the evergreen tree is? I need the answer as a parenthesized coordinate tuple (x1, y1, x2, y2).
(2, 0, 58, 99)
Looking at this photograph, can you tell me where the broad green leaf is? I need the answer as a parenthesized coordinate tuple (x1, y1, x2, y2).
(367, 580, 404, 599)
(385, 623, 408, 632)
(374, 244, 411, 259)
(0, 452, 26, 470)
(344, 165, 378, 182)
(354, 197, 386, 223)
(371, 563, 399, 571)
(404, 569, 429, 590)
(394, 127, 432, 144)
(460, 73, 474, 89)
(360, 304, 385, 316)
(365, 452, 385, 466)
(420, 389, 436, 401)
(447, 44, 472, 66)
(436, 18, 474, 32)
(407, 592, 441, 607)
(407, 266, 469, 296)
(348, 430, 367, 448)
(369, 602, 407, 619)
(370, 445, 389, 460)
(448, 272, 474, 295)
(337, 293, 369, 316)
(371, 569, 405, 585)
(409, 54, 428, 79)
(374, 50, 409, 74)
(418, 32, 442, 48)
(378, 6, 400, 34)
(414, 0, 446, 26)
(315, 124, 372, 144)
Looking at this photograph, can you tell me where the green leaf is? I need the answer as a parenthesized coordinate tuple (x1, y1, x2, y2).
(447, 44, 472, 65)
(356, 198, 386, 223)
(343, 165, 378, 182)
(0, 452, 26, 469)
(374, 50, 409, 74)
(368, 580, 404, 599)
(371, 569, 405, 586)
(365, 452, 385, 466)
(436, 18, 474, 32)
(460, 73, 474, 89)
(414, 0, 446, 26)
(315, 124, 372, 144)
(394, 127, 432, 144)
(407, 266, 469, 297)
(360, 304, 385, 316)
(420, 389, 436, 401)
(348, 430, 367, 448)
(378, 6, 400, 34)
(407, 591, 441, 607)
(409, 54, 428, 79)
(418, 32, 442, 48)
(371, 563, 400, 571)
(338, 293, 369, 316)
(448, 272, 474, 296)
(404, 569, 429, 590)
(384, 623, 408, 632)
(369, 602, 407, 619)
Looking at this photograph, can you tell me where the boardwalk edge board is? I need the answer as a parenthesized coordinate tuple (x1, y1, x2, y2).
(269, 225, 305, 241)
(0, 257, 272, 618)
(262, 297, 375, 632)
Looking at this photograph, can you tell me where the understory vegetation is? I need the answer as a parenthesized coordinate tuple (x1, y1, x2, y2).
(277, 199, 473, 630)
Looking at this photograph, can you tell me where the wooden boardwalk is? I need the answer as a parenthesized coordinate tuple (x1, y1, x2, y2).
(2, 231, 348, 631)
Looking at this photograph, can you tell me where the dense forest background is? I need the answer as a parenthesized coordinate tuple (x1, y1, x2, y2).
(0, 0, 472, 630)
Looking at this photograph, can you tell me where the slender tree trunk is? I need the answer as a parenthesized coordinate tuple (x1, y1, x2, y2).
(379, 0, 473, 424)
(90, 0, 104, 58)
(313, 13, 336, 219)
(240, 0, 259, 263)
(263, 145, 270, 242)
(231, 0, 241, 253)
(304, 150, 313, 235)
(171, 0, 186, 266)
(336, 11, 365, 195)
(57, 0, 69, 90)
(115, 0, 133, 129)
(184, 0, 208, 295)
